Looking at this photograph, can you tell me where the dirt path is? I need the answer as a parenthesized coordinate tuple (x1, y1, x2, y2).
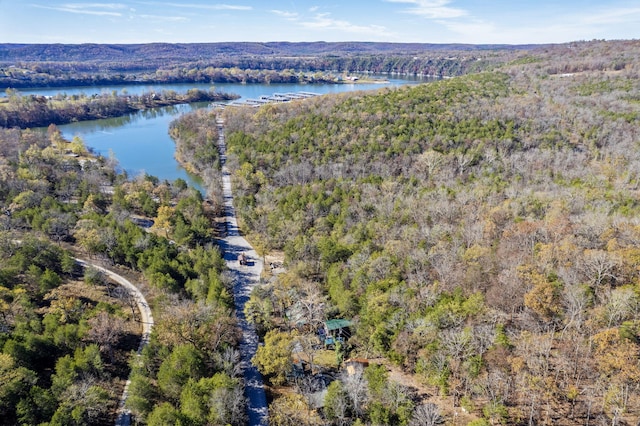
(216, 117, 269, 425)
(74, 259, 153, 426)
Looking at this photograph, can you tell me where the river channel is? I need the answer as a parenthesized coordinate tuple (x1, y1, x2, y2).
(19, 76, 428, 189)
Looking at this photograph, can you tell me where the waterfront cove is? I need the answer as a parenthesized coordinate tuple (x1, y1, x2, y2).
(20, 77, 428, 191)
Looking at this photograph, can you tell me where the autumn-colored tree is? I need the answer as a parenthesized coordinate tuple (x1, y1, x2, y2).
(252, 329, 296, 386)
(521, 267, 563, 321)
(592, 328, 640, 385)
(269, 393, 323, 426)
(151, 205, 174, 238)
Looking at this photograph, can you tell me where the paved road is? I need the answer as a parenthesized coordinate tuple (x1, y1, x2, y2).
(74, 259, 154, 426)
(216, 118, 269, 426)
(74, 117, 267, 426)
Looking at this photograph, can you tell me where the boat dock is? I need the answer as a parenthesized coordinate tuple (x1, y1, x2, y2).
(227, 91, 320, 107)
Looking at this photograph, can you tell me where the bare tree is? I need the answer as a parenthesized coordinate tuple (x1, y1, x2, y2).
(583, 249, 620, 286)
(324, 380, 351, 426)
(86, 311, 126, 362)
(580, 249, 620, 300)
(455, 151, 475, 175)
(415, 150, 445, 179)
(562, 283, 590, 331)
(158, 298, 240, 357)
(602, 286, 638, 328)
(297, 279, 328, 331)
(113, 285, 138, 320)
(409, 403, 444, 426)
(209, 384, 247, 426)
(342, 369, 369, 418)
(214, 346, 243, 377)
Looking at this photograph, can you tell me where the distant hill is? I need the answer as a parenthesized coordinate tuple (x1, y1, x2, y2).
(0, 41, 542, 63)
(0, 41, 544, 89)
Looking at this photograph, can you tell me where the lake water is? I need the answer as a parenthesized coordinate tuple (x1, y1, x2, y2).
(20, 76, 429, 189)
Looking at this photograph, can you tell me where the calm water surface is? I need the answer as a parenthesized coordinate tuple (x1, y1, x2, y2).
(21, 77, 429, 190)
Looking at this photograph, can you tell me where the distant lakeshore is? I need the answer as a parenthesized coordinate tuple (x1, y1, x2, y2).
(0, 89, 238, 128)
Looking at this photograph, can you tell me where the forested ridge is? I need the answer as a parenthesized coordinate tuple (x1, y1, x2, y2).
(0, 124, 244, 424)
(171, 39, 640, 425)
(0, 41, 534, 89)
(0, 41, 533, 62)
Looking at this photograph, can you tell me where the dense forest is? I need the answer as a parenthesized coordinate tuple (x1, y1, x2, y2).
(0, 125, 243, 424)
(0, 65, 350, 90)
(0, 88, 237, 128)
(0, 42, 534, 62)
(0, 42, 532, 89)
(170, 39, 640, 425)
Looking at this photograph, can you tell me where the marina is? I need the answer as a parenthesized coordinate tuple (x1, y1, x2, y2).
(227, 91, 320, 107)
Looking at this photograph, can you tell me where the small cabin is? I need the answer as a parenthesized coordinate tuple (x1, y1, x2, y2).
(322, 318, 352, 347)
(344, 358, 369, 376)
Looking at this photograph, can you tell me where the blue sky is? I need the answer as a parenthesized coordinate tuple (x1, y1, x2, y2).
(1, 1, 639, 45)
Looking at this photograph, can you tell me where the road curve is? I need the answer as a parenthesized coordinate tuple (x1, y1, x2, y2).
(74, 259, 154, 426)
(216, 117, 269, 425)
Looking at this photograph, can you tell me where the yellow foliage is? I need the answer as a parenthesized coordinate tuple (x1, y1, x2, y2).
(16, 167, 37, 181)
(523, 276, 562, 320)
(535, 236, 578, 270)
(566, 384, 580, 401)
(463, 244, 492, 262)
(268, 393, 323, 426)
(70, 136, 87, 155)
(0, 352, 16, 371)
(592, 328, 640, 384)
(46, 295, 83, 323)
(41, 146, 60, 160)
(83, 194, 101, 213)
(510, 356, 526, 373)
(9, 190, 37, 210)
(612, 246, 640, 283)
(73, 226, 101, 253)
(152, 205, 175, 237)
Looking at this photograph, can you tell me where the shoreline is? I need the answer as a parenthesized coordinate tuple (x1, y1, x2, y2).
(0, 89, 237, 128)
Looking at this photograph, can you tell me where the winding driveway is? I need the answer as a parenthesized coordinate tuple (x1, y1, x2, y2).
(73, 259, 154, 426)
(216, 117, 269, 425)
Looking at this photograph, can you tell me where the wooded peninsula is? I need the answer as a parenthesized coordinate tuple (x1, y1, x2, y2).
(0, 88, 238, 128)
(1, 40, 640, 426)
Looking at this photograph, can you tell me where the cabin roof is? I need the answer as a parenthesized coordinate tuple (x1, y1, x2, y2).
(325, 318, 352, 331)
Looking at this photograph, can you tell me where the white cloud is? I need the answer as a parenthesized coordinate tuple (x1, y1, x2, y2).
(579, 7, 640, 25)
(131, 1, 252, 11)
(300, 12, 392, 37)
(479, 6, 640, 44)
(386, 0, 467, 19)
(271, 10, 299, 20)
(158, 2, 252, 11)
(62, 2, 127, 9)
(32, 3, 125, 16)
(438, 19, 495, 40)
(139, 14, 189, 22)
